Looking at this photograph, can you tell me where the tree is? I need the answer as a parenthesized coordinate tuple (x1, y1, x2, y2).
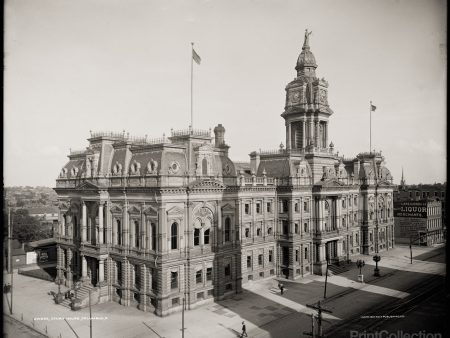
(12, 209, 52, 243)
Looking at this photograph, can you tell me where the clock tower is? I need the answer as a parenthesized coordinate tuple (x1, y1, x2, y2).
(281, 30, 333, 150)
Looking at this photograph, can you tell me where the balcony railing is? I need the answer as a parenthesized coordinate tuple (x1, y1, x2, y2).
(171, 128, 211, 137)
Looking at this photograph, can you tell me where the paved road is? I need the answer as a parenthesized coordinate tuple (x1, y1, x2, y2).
(248, 245, 447, 337)
(3, 315, 47, 338)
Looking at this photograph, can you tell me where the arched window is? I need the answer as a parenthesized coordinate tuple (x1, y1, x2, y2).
(194, 228, 200, 246)
(204, 229, 210, 245)
(151, 223, 157, 250)
(224, 217, 231, 242)
(202, 158, 208, 176)
(171, 222, 178, 250)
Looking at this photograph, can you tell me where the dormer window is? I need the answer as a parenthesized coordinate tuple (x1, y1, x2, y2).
(202, 158, 208, 175)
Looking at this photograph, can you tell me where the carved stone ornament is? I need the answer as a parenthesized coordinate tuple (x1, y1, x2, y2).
(130, 160, 141, 175)
(71, 167, 79, 177)
(113, 162, 122, 176)
(146, 158, 158, 175)
(60, 168, 68, 178)
(223, 163, 231, 175)
(168, 161, 180, 174)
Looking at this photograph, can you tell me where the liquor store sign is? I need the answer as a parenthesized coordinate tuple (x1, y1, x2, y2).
(394, 201, 427, 218)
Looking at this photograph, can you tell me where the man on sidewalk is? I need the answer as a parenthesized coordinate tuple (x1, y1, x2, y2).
(241, 321, 248, 337)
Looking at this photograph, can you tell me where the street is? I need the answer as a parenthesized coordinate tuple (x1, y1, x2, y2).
(3, 244, 447, 338)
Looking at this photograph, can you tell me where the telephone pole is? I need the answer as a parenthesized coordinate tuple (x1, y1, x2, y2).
(304, 300, 332, 337)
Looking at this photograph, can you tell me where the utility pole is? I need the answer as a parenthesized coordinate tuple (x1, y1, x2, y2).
(323, 260, 329, 299)
(181, 298, 185, 338)
(8, 207, 14, 314)
(409, 236, 413, 264)
(89, 289, 92, 338)
(305, 300, 332, 338)
(303, 313, 316, 338)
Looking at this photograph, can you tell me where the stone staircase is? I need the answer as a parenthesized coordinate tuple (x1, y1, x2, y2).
(328, 261, 354, 276)
(58, 284, 97, 310)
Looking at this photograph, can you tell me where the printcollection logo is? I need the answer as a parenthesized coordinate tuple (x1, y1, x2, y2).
(349, 331, 442, 338)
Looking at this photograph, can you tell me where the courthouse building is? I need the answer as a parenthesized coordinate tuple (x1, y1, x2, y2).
(54, 32, 395, 316)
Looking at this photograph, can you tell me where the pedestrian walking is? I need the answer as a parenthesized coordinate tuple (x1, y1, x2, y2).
(280, 284, 284, 295)
(241, 321, 248, 337)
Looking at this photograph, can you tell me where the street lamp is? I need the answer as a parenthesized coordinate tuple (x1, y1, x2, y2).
(356, 259, 365, 283)
(373, 254, 381, 277)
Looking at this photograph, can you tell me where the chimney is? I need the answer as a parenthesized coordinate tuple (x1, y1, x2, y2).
(249, 151, 260, 174)
(213, 124, 226, 147)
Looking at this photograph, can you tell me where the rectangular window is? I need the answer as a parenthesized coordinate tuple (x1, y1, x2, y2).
(256, 203, 261, 214)
(282, 220, 289, 235)
(224, 264, 231, 276)
(304, 201, 308, 212)
(225, 283, 232, 290)
(295, 250, 299, 262)
(172, 297, 179, 306)
(259, 271, 264, 278)
(295, 223, 299, 234)
(245, 203, 250, 214)
(206, 267, 212, 281)
(197, 292, 204, 300)
(267, 202, 272, 213)
(196, 270, 202, 284)
(282, 200, 289, 213)
(304, 222, 308, 233)
(245, 228, 250, 238)
(247, 255, 252, 268)
(258, 254, 263, 266)
(117, 261, 122, 284)
(304, 247, 308, 260)
(171, 271, 178, 289)
(295, 203, 299, 212)
(269, 250, 273, 263)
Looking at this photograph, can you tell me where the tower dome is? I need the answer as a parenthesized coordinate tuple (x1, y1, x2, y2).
(295, 29, 317, 78)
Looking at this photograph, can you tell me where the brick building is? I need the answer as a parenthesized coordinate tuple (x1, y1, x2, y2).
(54, 32, 395, 316)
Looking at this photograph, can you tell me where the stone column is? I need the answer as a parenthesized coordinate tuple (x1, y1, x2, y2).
(123, 201, 129, 247)
(81, 255, 87, 278)
(314, 120, 319, 147)
(81, 202, 87, 242)
(286, 124, 290, 149)
(66, 249, 73, 287)
(141, 209, 146, 251)
(302, 120, 306, 149)
(159, 206, 167, 252)
(98, 203, 104, 245)
(325, 122, 328, 148)
(217, 202, 222, 245)
(99, 259, 105, 283)
(309, 120, 314, 146)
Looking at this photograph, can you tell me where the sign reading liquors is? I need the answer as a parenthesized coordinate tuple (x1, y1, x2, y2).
(394, 201, 427, 218)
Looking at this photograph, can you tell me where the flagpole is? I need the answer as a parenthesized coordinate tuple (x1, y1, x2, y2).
(190, 42, 194, 130)
(369, 100, 372, 154)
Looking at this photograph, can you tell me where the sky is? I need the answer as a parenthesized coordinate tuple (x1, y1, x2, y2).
(4, 0, 447, 187)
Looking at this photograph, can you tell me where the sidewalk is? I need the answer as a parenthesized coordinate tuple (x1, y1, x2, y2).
(3, 244, 445, 338)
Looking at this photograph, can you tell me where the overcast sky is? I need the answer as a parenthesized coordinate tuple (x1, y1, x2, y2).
(4, 0, 446, 187)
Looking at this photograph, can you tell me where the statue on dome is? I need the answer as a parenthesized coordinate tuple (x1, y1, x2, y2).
(304, 29, 312, 46)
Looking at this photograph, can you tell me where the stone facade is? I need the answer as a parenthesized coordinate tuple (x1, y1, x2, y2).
(54, 32, 395, 316)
